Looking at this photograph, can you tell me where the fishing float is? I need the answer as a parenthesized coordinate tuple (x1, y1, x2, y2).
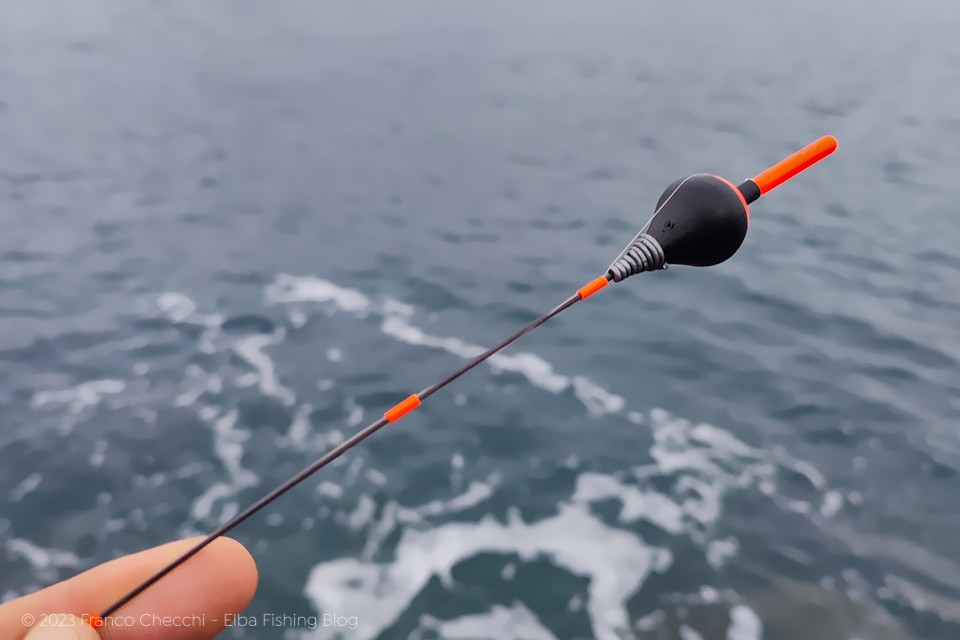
(88, 134, 839, 627)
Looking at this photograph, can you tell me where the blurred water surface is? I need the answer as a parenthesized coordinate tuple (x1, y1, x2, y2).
(1, 1, 959, 639)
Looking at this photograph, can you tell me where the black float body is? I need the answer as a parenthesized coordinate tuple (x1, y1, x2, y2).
(648, 173, 750, 267)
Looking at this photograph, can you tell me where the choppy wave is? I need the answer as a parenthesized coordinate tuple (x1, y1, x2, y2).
(296, 400, 806, 640)
(101, 273, 792, 638)
(150, 274, 865, 639)
(256, 274, 956, 639)
(8, 272, 952, 639)
(305, 502, 673, 640)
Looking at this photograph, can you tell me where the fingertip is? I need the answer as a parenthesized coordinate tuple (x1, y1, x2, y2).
(212, 537, 259, 606)
(89, 537, 259, 639)
(23, 614, 101, 640)
(1, 536, 261, 640)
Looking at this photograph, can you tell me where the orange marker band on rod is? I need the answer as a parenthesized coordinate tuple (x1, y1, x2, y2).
(751, 135, 838, 196)
(577, 275, 610, 300)
(384, 394, 421, 423)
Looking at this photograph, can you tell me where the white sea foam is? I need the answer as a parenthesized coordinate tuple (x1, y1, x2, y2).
(191, 482, 234, 521)
(774, 451, 828, 491)
(680, 625, 706, 640)
(7, 539, 81, 572)
(636, 610, 666, 631)
(297, 403, 823, 640)
(701, 586, 721, 603)
(380, 316, 484, 359)
(677, 476, 722, 525)
(344, 458, 364, 486)
(317, 481, 344, 499)
(266, 274, 625, 417)
(572, 472, 685, 534)
(174, 387, 203, 407)
(351, 475, 502, 560)
(189, 409, 259, 525)
(265, 274, 371, 313)
(89, 440, 108, 468)
(344, 397, 364, 428)
(289, 309, 308, 328)
(366, 469, 387, 486)
(156, 291, 298, 414)
(232, 331, 295, 406)
(341, 495, 376, 531)
(727, 605, 763, 640)
(285, 403, 314, 448)
(572, 375, 627, 416)
(234, 372, 258, 388)
(305, 504, 671, 640)
(646, 409, 786, 543)
(707, 538, 740, 570)
(212, 409, 256, 487)
(820, 490, 844, 518)
(381, 314, 626, 409)
(382, 298, 415, 318)
(171, 369, 222, 410)
(413, 603, 558, 640)
(413, 478, 499, 517)
(8, 473, 42, 502)
(884, 575, 960, 624)
(156, 291, 197, 322)
(32, 379, 126, 413)
(786, 499, 811, 514)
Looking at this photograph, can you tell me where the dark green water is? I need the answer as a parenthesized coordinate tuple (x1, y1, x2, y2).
(2, 1, 959, 639)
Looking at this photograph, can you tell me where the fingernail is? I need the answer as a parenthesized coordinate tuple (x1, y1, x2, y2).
(23, 614, 101, 640)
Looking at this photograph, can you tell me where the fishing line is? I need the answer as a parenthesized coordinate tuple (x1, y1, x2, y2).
(90, 135, 838, 627)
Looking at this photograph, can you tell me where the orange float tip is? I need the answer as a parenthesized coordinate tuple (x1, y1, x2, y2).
(86, 613, 105, 628)
(740, 135, 838, 203)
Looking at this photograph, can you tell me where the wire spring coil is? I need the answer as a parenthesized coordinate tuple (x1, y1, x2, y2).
(607, 233, 666, 282)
